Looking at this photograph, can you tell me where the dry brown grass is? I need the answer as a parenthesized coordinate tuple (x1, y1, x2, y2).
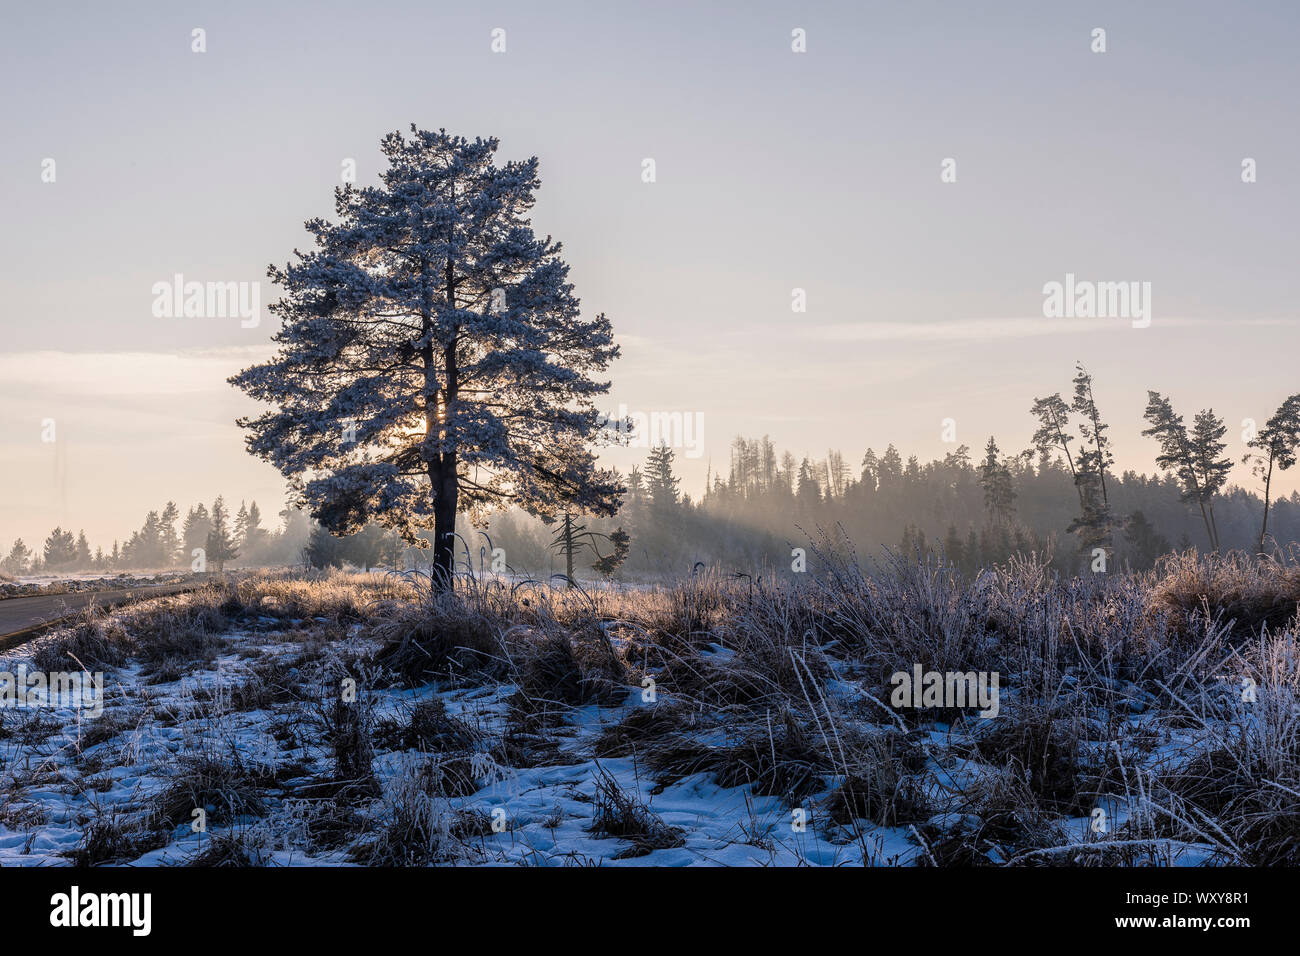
(588, 762, 685, 858)
(1149, 548, 1300, 639)
(22, 548, 1300, 867)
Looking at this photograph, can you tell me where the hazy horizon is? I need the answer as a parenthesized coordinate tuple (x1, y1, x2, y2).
(4, 0, 1299, 552)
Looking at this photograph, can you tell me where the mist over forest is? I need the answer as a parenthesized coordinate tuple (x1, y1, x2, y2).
(10, 427, 1300, 582)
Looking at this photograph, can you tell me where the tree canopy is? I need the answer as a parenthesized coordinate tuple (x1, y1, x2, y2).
(232, 127, 624, 585)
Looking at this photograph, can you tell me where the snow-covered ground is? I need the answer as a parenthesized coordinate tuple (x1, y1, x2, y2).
(0, 622, 903, 865)
(15, 572, 173, 585)
(0, 601, 1228, 867)
(1, 571, 194, 599)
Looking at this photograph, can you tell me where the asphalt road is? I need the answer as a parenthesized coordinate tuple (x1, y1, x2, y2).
(0, 583, 200, 648)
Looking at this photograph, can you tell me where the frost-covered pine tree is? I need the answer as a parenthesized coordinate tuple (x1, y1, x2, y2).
(231, 127, 623, 587)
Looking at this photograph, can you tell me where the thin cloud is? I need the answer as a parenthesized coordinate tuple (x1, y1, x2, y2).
(0, 348, 275, 397)
(800, 316, 1300, 343)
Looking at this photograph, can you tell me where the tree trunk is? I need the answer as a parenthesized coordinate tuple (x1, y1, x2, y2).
(431, 255, 460, 590)
(1196, 496, 1214, 552)
(430, 336, 460, 590)
(1085, 392, 1109, 508)
(1259, 454, 1274, 554)
(425, 189, 461, 592)
(1183, 457, 1214, 552)
(431, 459, 457, 590)
(563, 512, 575, 587)
(1053, 424, 1086, 513)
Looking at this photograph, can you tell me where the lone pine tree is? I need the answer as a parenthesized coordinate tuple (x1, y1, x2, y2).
(1070, 363, 1114, 548)
(1244, 394, 1300, 552)
(1030, 365, 1115, 553)
(1190, 408, 1232, 551)
(232, 127, 623, 587)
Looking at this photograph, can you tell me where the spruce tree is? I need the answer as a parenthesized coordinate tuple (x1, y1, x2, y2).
(977, 437, 1016, 525)
(645, 442, 680, 512)
(235, 501, 250, 547)
(182, 504, 212, 559)
(2, 539, 32, 575)
(205, 497, 240, 572)
(43, 527, 77, 568)
(1123, 510, 1170, 570)
(160, 501, 182, 567)
(243, 501, 268, 554)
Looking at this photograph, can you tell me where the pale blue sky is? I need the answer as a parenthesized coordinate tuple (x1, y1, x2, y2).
(2, 0, 1298, 548)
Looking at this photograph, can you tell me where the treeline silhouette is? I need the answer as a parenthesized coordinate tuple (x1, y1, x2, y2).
(482, 358, 1300, 581)
(477, 366, 1300, 580)
(7, 448, 1298, 581)
(478, 436, 1300, 581)
(6, 367, 1297, 581)
(2, 498, 307, 574)
(2, 498, 416, 576)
